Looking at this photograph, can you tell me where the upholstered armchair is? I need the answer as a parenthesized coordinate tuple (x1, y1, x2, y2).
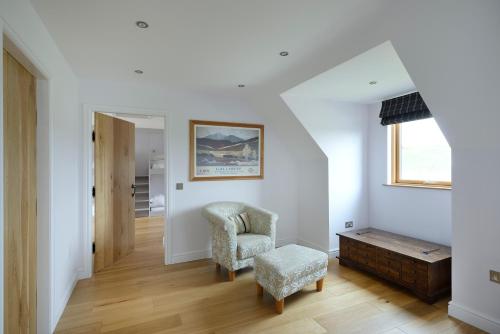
(202, 202, 278, 281)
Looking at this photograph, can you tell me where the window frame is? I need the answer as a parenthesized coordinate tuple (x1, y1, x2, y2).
(390, 123, 451, 189)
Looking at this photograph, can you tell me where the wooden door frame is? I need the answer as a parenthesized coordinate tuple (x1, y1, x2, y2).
(1, 29, 53, 333)
(82, 104, 172, 278)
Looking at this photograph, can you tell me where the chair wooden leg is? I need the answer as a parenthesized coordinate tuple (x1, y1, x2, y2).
(228, 270, 235, 281)
(275, 299, 284, 314)
(215, 263, 221, 271)
(256, 283, 263, 297)
(316, 278, 324, 292)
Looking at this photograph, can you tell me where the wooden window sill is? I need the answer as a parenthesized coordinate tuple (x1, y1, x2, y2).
(383, 183, 451, 190)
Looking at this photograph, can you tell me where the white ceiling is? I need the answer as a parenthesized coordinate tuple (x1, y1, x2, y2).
(30, 0, 384, 90)
(283, 41, 415, 103)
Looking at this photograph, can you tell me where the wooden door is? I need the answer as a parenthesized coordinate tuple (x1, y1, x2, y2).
(3, 49, 37, 333)
(94, 113, 135, 272)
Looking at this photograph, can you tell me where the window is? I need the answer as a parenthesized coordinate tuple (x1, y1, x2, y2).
(391, 118, 451, 188)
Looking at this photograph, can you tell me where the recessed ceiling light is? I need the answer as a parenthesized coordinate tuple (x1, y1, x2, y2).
(279, 51, 289, 56)
(369, 81, 378, 85)
(238, 84, 245, 88)
(134, 69, 144, 74)
(136, 21, 149, 29)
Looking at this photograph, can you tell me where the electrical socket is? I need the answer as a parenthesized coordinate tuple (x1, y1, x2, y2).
(176, 183, 183, 190)
(490, 270, 500, 284)
(345, 221, 353, 228)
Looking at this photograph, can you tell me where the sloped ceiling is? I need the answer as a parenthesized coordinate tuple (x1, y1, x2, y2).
(283, 41, 415, 103)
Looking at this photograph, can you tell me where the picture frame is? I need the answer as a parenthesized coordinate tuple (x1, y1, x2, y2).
(189, 120, 264, 181)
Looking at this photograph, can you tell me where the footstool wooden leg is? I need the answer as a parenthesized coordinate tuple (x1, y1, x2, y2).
(256, 283, 263, 297)
(215, 263, 221, 271)
(228, 270, 235, 281)
(316, 278, 324, 292)
(275, 299, 284, 314)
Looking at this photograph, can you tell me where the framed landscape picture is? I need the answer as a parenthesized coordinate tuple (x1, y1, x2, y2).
(189, 120, 264, 181)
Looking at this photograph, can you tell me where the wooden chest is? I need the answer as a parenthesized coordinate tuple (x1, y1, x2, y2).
(337, 228, 451, 303)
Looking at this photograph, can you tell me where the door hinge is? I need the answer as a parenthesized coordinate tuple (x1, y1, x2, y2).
(92, 186, 95, 198)
(92, 242, 96, 254)
(92, 130, 95, 142)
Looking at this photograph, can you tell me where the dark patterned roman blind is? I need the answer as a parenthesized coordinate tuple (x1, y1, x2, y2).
(379, 92, 432, 126)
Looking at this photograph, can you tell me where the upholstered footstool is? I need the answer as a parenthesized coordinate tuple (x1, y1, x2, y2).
(254, 244, 328, 314)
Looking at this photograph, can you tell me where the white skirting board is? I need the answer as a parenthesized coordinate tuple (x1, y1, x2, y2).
(52, 271, 79, 332)
(171, 249, 212, 264)
(297, 238, 331, 255)
(166, 239, 337, 264)
(170, 237, 300, 263)
(448, 301, 500, 333)
(329, 248, 339, 259)
(278, 238, 338, 258)
(276, 237, 297, 247)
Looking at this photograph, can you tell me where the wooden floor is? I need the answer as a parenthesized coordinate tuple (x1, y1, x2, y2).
(56, 218, 483, 334)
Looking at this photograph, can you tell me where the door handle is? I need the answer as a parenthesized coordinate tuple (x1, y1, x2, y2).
(131, 184, 136, 197)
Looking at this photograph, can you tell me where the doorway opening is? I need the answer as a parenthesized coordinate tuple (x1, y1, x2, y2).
(130, 121, 166, 269)
(84, 107, 170, 276)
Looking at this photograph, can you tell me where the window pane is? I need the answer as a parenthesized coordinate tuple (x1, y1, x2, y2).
(399, 118, 451, 182)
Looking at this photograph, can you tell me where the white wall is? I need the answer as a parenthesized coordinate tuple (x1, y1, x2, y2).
(383, 3, 500, 330)
(80, 79, 301, 262)
(0, 0, 81, 332)
(296, 158, 329, 252)
(452, 148, 500, 331)
(243, 92, 327, 249)
(71, 2, 500, 333)
(282, 93, 451, 252)
(5, 1, 500, 332)
(367, 103, 452, 246)
(273, 2, 500, 330)
(282, 96, 369, 252)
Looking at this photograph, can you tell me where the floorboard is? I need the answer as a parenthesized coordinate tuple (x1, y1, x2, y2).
(55, 218, 483, 333)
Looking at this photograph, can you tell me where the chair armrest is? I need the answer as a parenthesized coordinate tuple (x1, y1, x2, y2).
(202, 206, 234, 232)
(245, 205, 278, 242)
(201, 205, 238, 270)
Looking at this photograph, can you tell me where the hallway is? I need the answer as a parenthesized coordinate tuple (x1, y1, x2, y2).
(99, 216, 165, 273)
(56, 217, 165, 332)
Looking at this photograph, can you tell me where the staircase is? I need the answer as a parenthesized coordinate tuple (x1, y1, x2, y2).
(135, 175, 149, 218)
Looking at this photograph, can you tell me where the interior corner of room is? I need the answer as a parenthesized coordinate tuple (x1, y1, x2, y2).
(2, 1, 500, 333)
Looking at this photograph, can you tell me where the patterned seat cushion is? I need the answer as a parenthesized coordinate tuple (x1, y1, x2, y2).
(254, 244, 328, 300)
(236, 234, 273, 260)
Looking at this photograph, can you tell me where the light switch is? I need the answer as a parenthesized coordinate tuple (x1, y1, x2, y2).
(176, 183, 183, 190)
(490, 270, 500, 284)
